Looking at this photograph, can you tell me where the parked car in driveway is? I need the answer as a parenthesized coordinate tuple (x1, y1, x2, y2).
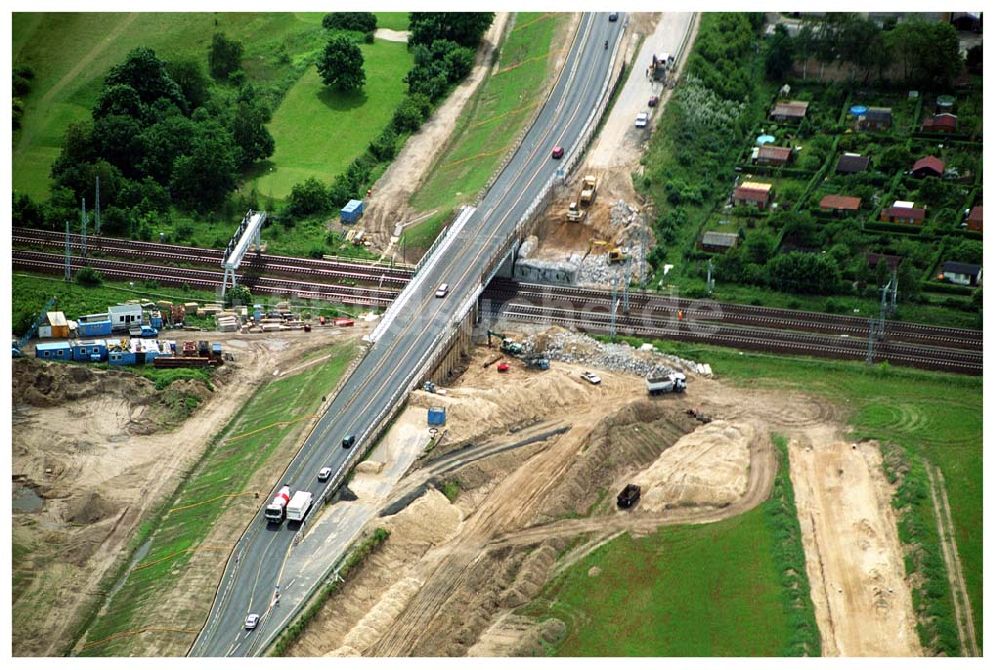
(245, 613, 260, 630)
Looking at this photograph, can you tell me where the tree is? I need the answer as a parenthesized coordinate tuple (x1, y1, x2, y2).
(170, 123, 239, 211)
(76, 267, 104, 287)
(104, 47, 186, 112)
(225, 284, 253, 308)
(322, 12, 377, 33)
(286, 177, 332, 218)
(743, 229, 775, 265)
(208, 33, 244, 81)
(231, 89, 275, 168)
(766, 251, 841, 295)
(408, 13, 494, 48)
(93, 114, 148, 178)
(764, 24, 794, 81)
(166, 59, 211, 111)
(391, 93, 431, 132)
(966, 44, 983, 74)
(368, 128, 398, 162)
(885, 20, 963, 88)
(895, 259, 920, 301)
(317, 36, 366, 92)
(139, 114, 197, 184)
(12, 192, 44, 228)
(93, 83, 145, 120)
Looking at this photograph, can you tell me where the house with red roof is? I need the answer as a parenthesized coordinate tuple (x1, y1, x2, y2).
(912, 156, 945, 178)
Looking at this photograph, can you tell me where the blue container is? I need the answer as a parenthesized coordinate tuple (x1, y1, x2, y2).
(427, 407, 446, 426)
(150, 313, 163, 329)
(212, 342, 222, 356)
(78, 318, 113, 337)
(253, 304, 263, 322)
(340, 199, 364, 224)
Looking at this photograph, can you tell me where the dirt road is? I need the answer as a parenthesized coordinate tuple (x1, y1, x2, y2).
(788, 429, 922, 656)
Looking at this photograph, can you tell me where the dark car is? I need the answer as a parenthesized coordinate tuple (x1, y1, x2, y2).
(648, 95, 659, 107)
(609, 12, 619, 22)
(342, 434, 356, 449)
(551, 145, 564, 159)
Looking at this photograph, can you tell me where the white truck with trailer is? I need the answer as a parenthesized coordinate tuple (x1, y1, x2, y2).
(286, 490, 314, 522)
(264, 485, 291, 523)
(646, 371, 687, 395)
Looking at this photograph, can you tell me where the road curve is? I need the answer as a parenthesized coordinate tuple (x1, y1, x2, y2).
(189, 13, 623, 657)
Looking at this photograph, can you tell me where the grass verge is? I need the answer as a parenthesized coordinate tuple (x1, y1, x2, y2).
(404, 12, 564, 249)
(76, 342, 357, 655)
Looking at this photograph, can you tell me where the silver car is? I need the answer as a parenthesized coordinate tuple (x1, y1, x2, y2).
(245, 613, 260, 630)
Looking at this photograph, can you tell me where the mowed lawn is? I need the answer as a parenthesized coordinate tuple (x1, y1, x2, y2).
(254, 39, 413, 201)
(404, 12, 563, 248)
(525, 506, 796, 656)
(619, 339, 983, 650)
(13, 12, 330, 200)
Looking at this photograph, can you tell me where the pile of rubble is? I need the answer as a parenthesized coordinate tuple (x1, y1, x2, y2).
(523, 329, 709, 377)
(575, 200, 652, 287)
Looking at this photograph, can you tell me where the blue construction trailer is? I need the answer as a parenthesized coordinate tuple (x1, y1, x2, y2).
(340, 199, 364, 224)
(35, 341, 73, 361)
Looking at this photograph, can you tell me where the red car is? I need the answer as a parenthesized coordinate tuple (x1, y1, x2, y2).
(648, 95, 659, 107)
(551, 146, 564, 159)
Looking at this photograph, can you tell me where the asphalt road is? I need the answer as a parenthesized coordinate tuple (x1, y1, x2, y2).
(190, 13, 622, 657)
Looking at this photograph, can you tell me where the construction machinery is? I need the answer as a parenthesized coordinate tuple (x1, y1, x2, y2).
(617, 484, 641, 509)
(524, 353, 550, 370)
(646, 371, 687, 395)
(487, 330, 525, 355)
(566, 201, 585, 222)
(608, 248, 629, 263)
(14, 296, 57, 357)
(649, 52, 674, 81)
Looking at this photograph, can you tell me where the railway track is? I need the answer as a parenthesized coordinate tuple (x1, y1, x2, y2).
(484, 279, 983, 351)
(485, 301, 981, 375)
(13, 251, 396, 308)
(14, 232, 981, 374)
(12, 227, 414, 285)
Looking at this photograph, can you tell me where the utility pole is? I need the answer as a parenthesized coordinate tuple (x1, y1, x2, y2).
(609, 272, 618, 340)
(890, 270, 898, 317)
(80, 197, 88, 259)
(706, 259, 715, 294)
(623, 255, 632, 314)
(64, 220, 71, 281)
(878, 279, 891, 340)
(94, 175, 101, 236)
(866, 317, 875, 365)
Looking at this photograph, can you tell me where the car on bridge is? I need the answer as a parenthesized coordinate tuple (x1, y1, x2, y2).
(609, 12, 619, 22)
(342, 434, 356, 449)
(318, 466, 332, 481)
(244, 613, 259, 630)
(551, 145, 564, 159)
(435, 283, 450, 298)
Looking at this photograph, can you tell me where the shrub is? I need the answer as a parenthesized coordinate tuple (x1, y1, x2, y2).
(76, 266, 104, 287)
(286, 177, 332, 218)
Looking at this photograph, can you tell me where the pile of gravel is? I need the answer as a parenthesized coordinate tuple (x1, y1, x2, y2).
(524, 329, 703, 377)
(576, 200, 652, 287)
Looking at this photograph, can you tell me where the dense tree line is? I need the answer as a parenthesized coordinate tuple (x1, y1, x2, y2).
(765, 14, 965, 87)
(14, 46, 274, 235)
(12, 65, 35, 130)
(322, 12, 377, 33)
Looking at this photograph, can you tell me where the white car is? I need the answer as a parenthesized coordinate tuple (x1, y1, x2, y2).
(581, 371, 602, 385)
(318, 466, 332, 481)
(245, 613, 260, 630)
(635, 112, 649, 128)
(435, 283, 449, 298)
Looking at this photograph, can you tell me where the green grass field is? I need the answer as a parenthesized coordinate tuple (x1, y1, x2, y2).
(614, 337, 983, 651)
(374, 13, 410, 31)
(253, 40, 413, 201)
(403, 12, 563, 249)
(12, 13, 331, 200)
(77, 341, 357, 655)
(522, 505, 801, 656)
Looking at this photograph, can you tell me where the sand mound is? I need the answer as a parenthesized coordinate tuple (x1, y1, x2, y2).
(409, 373, 591, 446)
(628, 420, 756, 511)
(329, 576, 425, 656)
(12, 359, 155, 408)
(468, 613, 566, 656)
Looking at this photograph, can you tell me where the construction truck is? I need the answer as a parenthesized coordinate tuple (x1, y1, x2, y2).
(646, 371, 687, 395)
(566, 201, 585, 222)
(264, 485, 292, 523)
(286, 490, 313, 522)
(580, 175, 597, 206)
(649, 52, 674, 81)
